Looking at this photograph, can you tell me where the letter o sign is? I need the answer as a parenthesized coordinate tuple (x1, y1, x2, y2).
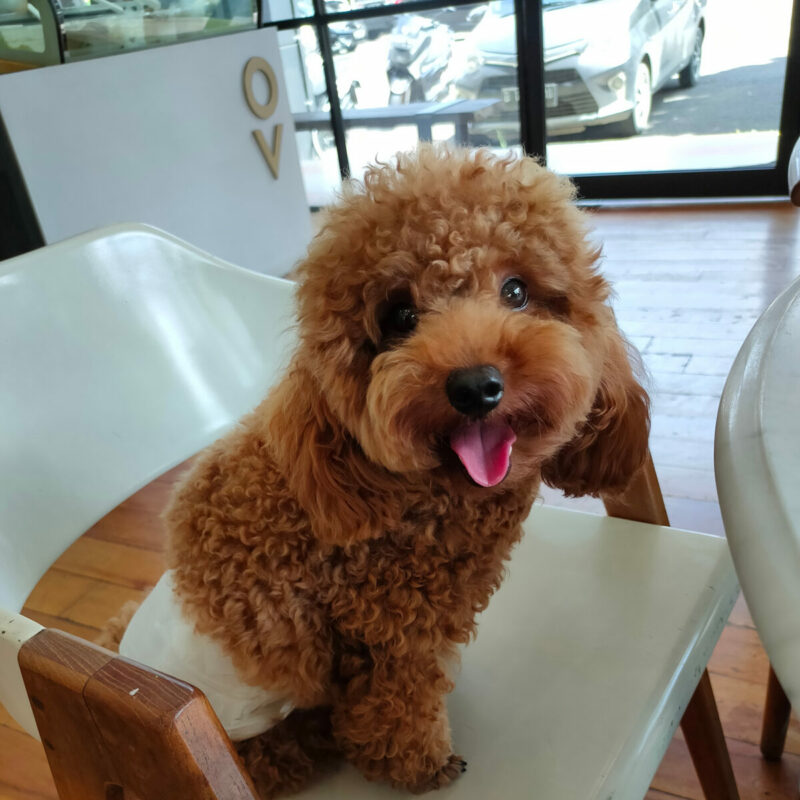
(243, 57, 279, 120)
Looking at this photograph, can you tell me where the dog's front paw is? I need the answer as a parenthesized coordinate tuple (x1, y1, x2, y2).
(408, 754, 467, 794)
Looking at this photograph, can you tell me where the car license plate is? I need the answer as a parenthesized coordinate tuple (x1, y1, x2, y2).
(545, 83, 558, 108)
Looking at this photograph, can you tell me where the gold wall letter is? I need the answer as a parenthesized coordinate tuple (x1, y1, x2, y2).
(253, 125, 283, 180)
(244, 57, 282, 179)
(243, 57, 279, 120)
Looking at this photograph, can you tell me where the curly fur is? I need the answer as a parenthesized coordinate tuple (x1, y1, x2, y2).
(134, 146, 649, 795)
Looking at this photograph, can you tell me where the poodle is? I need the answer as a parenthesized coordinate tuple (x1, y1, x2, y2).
(113, 144, 650, 796)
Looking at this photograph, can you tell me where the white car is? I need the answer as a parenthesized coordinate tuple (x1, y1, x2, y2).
(456, 0, 706, 140)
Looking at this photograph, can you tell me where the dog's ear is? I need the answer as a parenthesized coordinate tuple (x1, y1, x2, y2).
(266, 368, 400, 546)
(541, 329, 650, 498)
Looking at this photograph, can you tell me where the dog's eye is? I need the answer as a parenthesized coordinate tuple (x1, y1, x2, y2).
(381, 303, 418, 338)
(500, 278, 528, 310)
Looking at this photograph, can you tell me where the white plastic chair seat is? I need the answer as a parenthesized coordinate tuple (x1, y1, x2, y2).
(716, 274, 800, 709)
(295, 508, 737, 800)
(0, 225, 739, 799)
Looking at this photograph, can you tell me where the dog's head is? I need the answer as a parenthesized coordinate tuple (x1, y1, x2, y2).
(287, 146, 648, 533)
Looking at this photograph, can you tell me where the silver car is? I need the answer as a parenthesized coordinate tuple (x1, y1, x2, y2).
(456, 0, 706, 140)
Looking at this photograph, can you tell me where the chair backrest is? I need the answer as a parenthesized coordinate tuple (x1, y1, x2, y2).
(790, 136, 800, 206)
(0, 223, 297, 612)
(715, 274, 800, 708)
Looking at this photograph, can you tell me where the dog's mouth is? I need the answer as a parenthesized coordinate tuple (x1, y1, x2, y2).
(449, 419, 517, 488)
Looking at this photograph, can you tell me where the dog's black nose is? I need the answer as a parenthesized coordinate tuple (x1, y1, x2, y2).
(446, 365, 504, 417)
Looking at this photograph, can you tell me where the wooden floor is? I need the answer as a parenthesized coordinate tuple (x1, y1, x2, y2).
(3, 201, 800, 799)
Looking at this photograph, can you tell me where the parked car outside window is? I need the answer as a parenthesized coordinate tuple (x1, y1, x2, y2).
(456, 0, 706, 142)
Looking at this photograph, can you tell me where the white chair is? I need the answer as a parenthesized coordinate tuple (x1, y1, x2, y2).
(715, 273, 800, 760)
(789, 136, 800, 206)
(1, 224, 740, 799)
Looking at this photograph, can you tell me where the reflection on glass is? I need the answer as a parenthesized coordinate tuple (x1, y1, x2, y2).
(0, 7, 45, 57)
(0, 0, 59, 70)
(56, 0, 256, 61)
(454, 0, 517, 147)
(323, 0, 397, 33)
(275, 24, 341, 205)
(323, 4, 509, 185)
(542, 0, 792, 175)
(261, 0, 311, 23)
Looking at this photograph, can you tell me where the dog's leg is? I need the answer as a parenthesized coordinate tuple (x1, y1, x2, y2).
(331, 654, 465, 793)
(236, 706, 340, 799)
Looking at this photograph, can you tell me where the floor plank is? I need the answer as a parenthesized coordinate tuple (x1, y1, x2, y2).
(52, 537, 164, 590)
(708, 671, 800, 756)
(0, 726, 57, 800)
(19, 610, 101, 641)
(709, 625, 771, 686)
(651, 735, 800, 800)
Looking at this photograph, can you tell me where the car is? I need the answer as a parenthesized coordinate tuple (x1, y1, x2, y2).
(455, 0, 706, 141)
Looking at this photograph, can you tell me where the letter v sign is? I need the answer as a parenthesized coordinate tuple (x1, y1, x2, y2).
(243, 57, 283, 179)
(253, 128, 283, 180)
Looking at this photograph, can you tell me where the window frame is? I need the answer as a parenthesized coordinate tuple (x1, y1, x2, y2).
(264, 0, 800, 199)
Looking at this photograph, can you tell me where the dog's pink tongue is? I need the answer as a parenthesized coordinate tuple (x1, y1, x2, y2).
(450, 420, 516, 487)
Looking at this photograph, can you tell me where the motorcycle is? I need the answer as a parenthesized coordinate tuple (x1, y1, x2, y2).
(386, 15, 454, 105)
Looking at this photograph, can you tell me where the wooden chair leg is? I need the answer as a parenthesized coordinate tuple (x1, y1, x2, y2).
(761, 664, 791, 760)
(680, 669, 740, 800)
(602, 451, 670, 526)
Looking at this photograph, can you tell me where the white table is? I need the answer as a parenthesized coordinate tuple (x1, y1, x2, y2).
(716, 274, 800, 711)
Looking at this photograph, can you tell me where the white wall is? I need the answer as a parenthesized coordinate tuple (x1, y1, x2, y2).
(0, 28, 311, 276)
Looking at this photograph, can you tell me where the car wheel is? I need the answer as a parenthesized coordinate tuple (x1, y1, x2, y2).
(608, 60, 651, 137)
(679, 27, 704, 88)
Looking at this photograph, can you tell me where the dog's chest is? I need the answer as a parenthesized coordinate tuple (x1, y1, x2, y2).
(321, 496, 529, 646)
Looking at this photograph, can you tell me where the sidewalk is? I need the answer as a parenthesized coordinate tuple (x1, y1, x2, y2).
(297, 129, 780, 207)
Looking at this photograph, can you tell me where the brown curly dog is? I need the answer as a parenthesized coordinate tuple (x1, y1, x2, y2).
(116, 145, 649, 796)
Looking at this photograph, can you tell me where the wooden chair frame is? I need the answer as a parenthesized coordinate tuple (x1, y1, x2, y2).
(16, 453, 739, 800)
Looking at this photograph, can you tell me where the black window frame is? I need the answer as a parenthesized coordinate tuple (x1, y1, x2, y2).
(264, 0, 800, 199)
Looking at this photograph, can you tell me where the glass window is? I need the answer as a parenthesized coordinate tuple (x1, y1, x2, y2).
(0, 7, 46, 57)
(541, 0, 793, 175)
(275, 23, 342, 205)
(0, 0, 61, 69)
(321, 3, 515, 188)
(59, 0, 256, 62)
(261, 0, 312, 24)
(323, 0, 403, 18)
